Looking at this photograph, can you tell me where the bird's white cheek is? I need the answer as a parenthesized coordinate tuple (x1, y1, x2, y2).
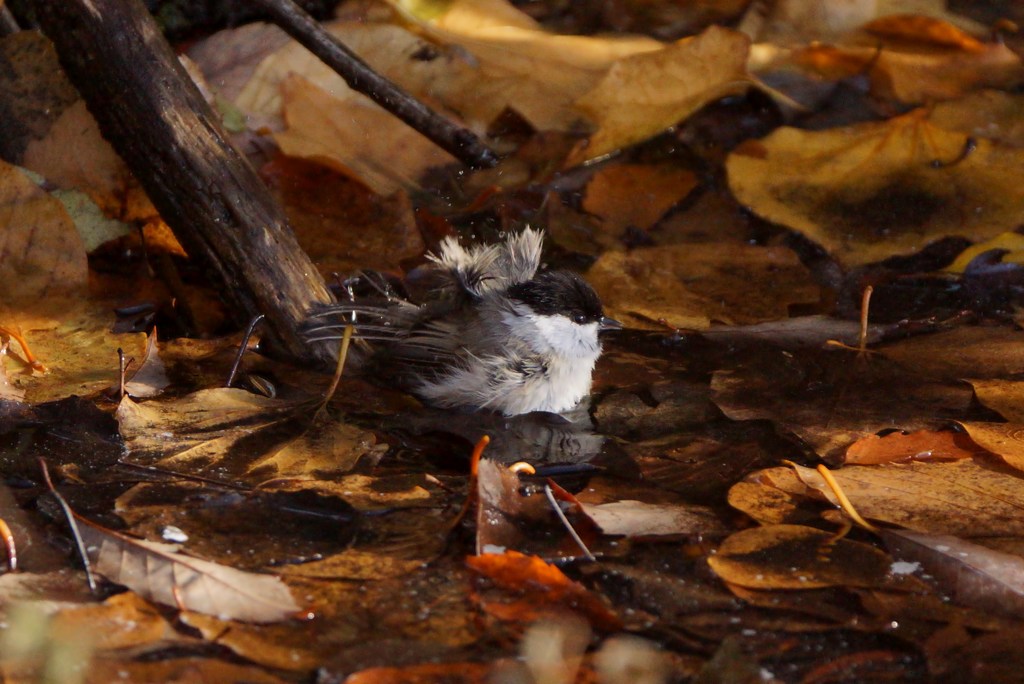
(534, 316, 600, 357)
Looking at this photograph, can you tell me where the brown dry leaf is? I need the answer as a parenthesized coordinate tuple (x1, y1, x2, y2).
(787, 459, 1024, 538)
(707, 524, 905, 590)
(582, 163, 697, 233)
(76, 517, 302, 623)
(23, 100, 156, 221)
(0, 159, 87, 298)
(116, 389, 378, 481)
(275, 75, 458, 195)
(229, 12, 652, 133)
(844, 430, 982, 465)
(580, 500, 726, 538)
(466, 550, 622, 631)
(958, 422, 1024, 476)
(568, 25, 751, 165)
(0, 33, 156, 222)
(588, 243, 818, 330)
(728, 111, 1024, 266)
(882, 529, 1024, 618)
(967, 379, 1024, 423)
(222, 1, 750, 168)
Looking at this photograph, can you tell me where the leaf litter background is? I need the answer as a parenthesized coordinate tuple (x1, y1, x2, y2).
(3, 0, 1024, 681)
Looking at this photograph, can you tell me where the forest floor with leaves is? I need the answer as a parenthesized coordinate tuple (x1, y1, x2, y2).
(3, 0, 1024, 682)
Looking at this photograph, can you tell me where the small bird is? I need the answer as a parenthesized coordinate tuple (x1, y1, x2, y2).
(305, 228, 620, 416)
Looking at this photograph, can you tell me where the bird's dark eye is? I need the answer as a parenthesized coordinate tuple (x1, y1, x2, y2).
(572, 313, 588, 324)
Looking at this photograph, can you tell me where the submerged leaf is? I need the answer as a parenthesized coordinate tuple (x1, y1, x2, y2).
(77, 517, 301, 623)
(116, 389, 377, 481)
(882, 529, 1024, 618)
(708, 524, 910, 590)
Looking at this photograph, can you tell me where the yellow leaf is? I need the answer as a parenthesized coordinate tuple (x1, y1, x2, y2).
(727, 111, 1024, 266)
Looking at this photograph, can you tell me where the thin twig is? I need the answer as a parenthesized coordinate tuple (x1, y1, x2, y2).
(226, 314, 265, 388)
(38, 458, 98, 592)
(251, 0, 498, 169)
(446, 435, 490, 532)
(858, 285, 873, 355)
(543, 484, 596, 561)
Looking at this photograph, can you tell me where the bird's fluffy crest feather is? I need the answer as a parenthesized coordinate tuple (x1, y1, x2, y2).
(426, 227, 543, 297)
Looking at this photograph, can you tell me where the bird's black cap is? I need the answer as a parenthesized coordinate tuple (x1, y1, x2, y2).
(508, 270, 605, 325)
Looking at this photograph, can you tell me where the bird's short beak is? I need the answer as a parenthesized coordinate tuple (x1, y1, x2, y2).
(599, 316, 622, 332)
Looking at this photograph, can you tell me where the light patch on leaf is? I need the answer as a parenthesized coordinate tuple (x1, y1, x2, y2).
(0, 160, 86, 299)
(727, 111, 1024, 266)
(275, 75, 457, 195)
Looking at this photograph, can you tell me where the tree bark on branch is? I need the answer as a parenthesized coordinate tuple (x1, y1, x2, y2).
(33, 0, 336, 365)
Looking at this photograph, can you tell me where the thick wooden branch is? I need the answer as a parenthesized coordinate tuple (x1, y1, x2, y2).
(32, 0, 335, 365)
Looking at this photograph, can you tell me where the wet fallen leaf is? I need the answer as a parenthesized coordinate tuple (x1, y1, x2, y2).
(944, 232, 1024, 274)
(967, 379, 1024, 423)
(858, 15, 1024, 103)
(958, 422, 1024, 476)
(786, 459, 1024, 538)
(179, 612, 319, 671)
(115, 389, 379, 481)
(751, 9, 1021, 107)
(466, 550, 622, 631)
(580, 499, 725, 538)
(727, 466, 835, 527)
(882, 529, 1024, 618)
(52, 592, 186, 653)
(880, 325, 1024, 381)
(76, 516, 302, 623)
(475, 459, 603, 560)
(588, 242, 818, 330)
(711, 349, 974, 459)
(708, 524, 912, 591)
(0, 349, 26, 402)
(83, 656, 289, 684)
(1, 300, 147, 404)
(120, 329, 169, 399)
(843, 430, 981, 465)
(727, 111, 1024, 266)
(0, 32, 155, 221)
(344, 662, 491, 684)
